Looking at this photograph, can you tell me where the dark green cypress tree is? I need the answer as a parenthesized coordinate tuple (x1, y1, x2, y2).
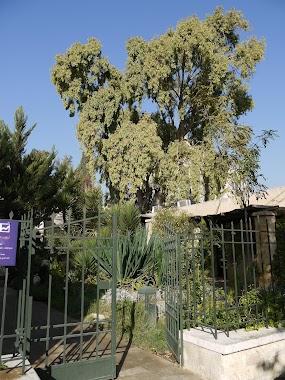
(0, 107, 80, 222)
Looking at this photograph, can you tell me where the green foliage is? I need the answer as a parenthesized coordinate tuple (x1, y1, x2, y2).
(85, 299, 168, 355)
(103, 202, 142, 235)
(116, 300, 168, 354)
(225, 129, 277, 207)
(185, 274, 283, 331)
(0, 362, 7, 371)
(51, 7, 270, 210)
(69, 246, 98, 285)
(65, 203, 163, 285)
(0, 107, 79, 222)
(158, 140, 227, 204)
(101, 114, 163, 207)
(152, 207, 193, 236)
(71, 228, 161, 283)
(31, 256, 103, 318)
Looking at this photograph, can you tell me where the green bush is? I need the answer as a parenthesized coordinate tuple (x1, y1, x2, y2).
(152, 207, 192, 236)
(116, 300, 168, 354)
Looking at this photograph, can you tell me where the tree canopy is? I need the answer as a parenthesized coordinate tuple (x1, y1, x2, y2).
(0, 107, 103, 221)
(51, 6, 269, 210)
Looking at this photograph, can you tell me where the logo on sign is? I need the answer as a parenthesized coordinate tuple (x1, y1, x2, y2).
(0, 223, 10, 233)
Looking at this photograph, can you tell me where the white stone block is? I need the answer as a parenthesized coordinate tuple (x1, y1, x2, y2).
(183, 326, 285, 380)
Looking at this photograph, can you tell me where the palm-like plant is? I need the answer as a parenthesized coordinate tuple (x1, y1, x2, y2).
(102, 202, 141, 235)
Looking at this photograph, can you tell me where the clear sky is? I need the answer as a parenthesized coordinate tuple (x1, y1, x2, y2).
(0, 0, 284, 189)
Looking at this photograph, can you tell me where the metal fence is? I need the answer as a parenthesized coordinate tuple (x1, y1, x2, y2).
(0, 209, 118, 380)
(182, 217, 283, 338)
(165, 215, 284, 348)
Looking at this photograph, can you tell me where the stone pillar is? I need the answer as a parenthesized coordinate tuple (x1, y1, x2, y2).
(252, 210, 277, 289)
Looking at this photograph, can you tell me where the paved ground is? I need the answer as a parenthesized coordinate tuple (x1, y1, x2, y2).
(116, 345, 204, 380)
(1, 345, 204, 380)
(0, 287, 204, 380)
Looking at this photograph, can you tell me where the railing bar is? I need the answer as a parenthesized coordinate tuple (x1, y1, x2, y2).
(231, 221, 240, 330)
(15, 287, 22, 353)
(177, 233, 184, 366)
(200, 224, 206, 327)
(45, 215, 55, 368)
(111, 211, 117, 374)
(240, 219, 249, 327)
(96, 208, 101, 359)
(185, 231, 190, 329)
(191, 230, 197, 324)
(210, 221, 217, 339)
(79, 208, 87, 361)
(221, 224, 229, 336)
(0, 268, 9, 358)
(31, 330, 101, 342)
(22, 216, 33, 374)
(63, 210, 72, 364)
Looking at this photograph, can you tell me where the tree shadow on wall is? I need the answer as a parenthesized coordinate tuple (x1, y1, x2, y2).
(257, 352, 285, 379)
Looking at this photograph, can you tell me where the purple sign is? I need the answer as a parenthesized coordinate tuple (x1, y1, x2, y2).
(0, 220, 19, 266)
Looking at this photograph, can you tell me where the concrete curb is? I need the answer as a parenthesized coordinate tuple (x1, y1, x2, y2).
(1, 354, 40, 380)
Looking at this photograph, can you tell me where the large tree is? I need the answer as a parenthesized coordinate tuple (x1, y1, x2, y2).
(51, 7, 268, 210)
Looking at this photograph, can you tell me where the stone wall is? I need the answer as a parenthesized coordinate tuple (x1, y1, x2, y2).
(183, 326, 285, 380)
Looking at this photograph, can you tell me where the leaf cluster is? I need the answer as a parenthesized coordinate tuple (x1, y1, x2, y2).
(51, 7, 270, 209)
(0, 107, 69, 221)
(0, 107, 103, 222)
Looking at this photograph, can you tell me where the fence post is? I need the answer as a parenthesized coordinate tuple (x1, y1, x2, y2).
(252, 211, 276, 289)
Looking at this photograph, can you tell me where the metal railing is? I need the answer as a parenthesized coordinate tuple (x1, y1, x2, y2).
(0, 209, 118, 380)
(166, 217, 284, 340)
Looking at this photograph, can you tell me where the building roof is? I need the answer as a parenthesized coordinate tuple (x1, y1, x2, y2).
(142, 186, 285, 219)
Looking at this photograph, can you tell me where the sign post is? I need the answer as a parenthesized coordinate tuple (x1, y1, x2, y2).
(0, 220, 19, 266)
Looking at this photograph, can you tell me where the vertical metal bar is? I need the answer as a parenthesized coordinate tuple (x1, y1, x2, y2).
(210, 222, 217, 338)
(244, 208, 251, 280)
(15, 288, 22, 353)
(22, 214, 34, 374)
(221, 224, 229, 336)
(177, 234, 183, 367)
(24, 228, 36, 367)
(231, 222, 239, 330)
(16, 217, 25, 354)
(0, 268, 9, 359)
(63, 209, 72, 365)
(240, 219, 249, 326)
(111, 211, 118, 379)
(19, 279, 26, 354)
(96, 208, 101, 359)
(249, 218, 257, 289)
(191, 229, 197, 324)
(200, 223, 206, 326)
(249, 218, 259, 322)
(79, 208, 87, 362)
(45, 214, 54, 368)
(185, 232, 190, 329)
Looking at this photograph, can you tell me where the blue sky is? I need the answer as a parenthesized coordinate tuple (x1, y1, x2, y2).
(0, 0, 284, 189)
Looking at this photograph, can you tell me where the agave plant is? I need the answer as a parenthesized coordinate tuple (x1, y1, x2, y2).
(116, 228, 160, 281)
(70, 227, 162, 283)
(102, 202, 142, 235)
(69, 202, 163, 284)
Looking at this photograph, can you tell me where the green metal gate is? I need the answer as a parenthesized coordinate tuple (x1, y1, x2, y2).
(0, 209, 117, 380)
(164, 225, 183, 365)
